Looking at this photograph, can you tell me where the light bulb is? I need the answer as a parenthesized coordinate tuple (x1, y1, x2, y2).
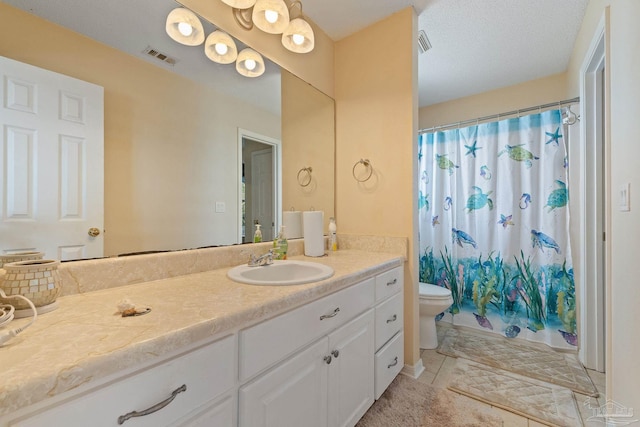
(178, 22, 193, 36)
(245, 59, 257, 71)
(215, 43, 229, 55)
(292, 33, 305, 45)
(265, 9, 278, 24)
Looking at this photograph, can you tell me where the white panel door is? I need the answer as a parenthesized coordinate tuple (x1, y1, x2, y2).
(0, 56, 104, 260)
(327, 310, 375, 427)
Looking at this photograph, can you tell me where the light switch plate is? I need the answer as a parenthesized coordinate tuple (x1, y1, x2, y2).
(215, 202, 226, 213)
(620, 183, 630, 212)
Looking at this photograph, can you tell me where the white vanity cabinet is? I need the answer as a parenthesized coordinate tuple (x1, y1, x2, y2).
(238, 266, 404, 427)
(3, 262, 405, 427)
(238, 310, 374, 427)
(9, 335, 237, 427)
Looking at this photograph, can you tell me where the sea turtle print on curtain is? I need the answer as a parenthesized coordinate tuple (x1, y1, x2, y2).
(418, 109, 576, 350)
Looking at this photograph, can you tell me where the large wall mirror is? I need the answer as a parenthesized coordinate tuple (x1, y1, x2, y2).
(0, 0, 335, 260)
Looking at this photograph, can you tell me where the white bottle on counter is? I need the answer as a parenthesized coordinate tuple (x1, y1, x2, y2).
(329, 217, 337, 251)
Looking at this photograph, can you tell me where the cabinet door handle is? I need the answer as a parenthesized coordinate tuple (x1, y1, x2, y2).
(386, 314, 397, 323)
(387, 357, 398, 369)
(386, 278, 398, 286)
(324, 355, 332, 364)
(331, 350, 340, 358)
(320, 307, 340, 320)
(117, 384, 186, 425)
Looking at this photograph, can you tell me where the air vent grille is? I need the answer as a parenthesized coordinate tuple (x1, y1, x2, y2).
(142, 46, 177, 65)
(418, 30, 432, 54)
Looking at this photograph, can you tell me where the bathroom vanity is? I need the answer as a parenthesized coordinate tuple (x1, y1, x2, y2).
(0, 247, 405, 427)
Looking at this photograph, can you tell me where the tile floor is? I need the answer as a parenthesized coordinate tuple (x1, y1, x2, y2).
(415, 324, 606, 426)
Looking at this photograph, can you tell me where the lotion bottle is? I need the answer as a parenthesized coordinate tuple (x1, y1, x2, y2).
(329, 217, 337, 251)
(253, 224, 262, 243)
(273, 225, 288, 259)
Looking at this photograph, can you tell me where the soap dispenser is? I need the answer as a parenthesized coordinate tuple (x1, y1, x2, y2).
(253, 224, 262, 243)
(273, 225, 288, 260)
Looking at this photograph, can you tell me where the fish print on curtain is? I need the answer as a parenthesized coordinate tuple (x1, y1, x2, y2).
(418, 110, 576, 350)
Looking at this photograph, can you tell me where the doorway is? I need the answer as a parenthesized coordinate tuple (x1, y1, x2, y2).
(577, 15, 608, 372)
(237, 129, 281, 244)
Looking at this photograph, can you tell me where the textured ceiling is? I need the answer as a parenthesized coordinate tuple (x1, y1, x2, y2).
(4, 0, 589, 109)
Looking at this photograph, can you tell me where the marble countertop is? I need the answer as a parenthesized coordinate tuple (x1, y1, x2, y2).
(0, 250, 404, 417)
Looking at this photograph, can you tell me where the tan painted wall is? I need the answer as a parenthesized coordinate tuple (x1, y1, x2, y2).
(281, 70, 335, 229)
(335, 8, 420, 368)
(418, 72, 568, 129)
(180, 0, 334, 98)
(0, 3, 280, 256)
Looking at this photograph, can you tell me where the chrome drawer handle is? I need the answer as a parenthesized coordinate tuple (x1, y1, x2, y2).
(117, 384, 187, 425)
(324, 355, 332, 364)
(386, 314, 397, 324)
(320, 307, 340, 320)
(387, 357, 398, 369)
(331, 350, 340, 358)
(386, 278, 397, 286)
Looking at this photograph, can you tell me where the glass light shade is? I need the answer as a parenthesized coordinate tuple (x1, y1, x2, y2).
(219, 0, 257, 9)
(252, 0, 289, 34)
(166, 8, 205, 46)
(282, 18, 314, 53)
(204, 31, 238, 64)
(236, 48, 265, 77)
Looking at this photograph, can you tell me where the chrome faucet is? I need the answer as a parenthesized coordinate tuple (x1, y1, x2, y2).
(248, 249, 274, 267)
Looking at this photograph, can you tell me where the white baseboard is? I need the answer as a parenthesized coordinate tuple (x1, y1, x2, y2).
(401, 359, 425, 379)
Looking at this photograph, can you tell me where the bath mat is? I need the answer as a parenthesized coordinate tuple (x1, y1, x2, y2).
(448, 359, 583, 427)
(356, 374, 502, 427)
(438, 328, 598, 397)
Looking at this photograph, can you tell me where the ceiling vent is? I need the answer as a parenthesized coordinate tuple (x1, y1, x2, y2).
(142, 46, 178, 66)
(418, 30, 432, 54)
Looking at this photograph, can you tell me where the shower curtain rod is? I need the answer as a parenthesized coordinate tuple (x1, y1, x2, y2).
(418, 96, 580, 134)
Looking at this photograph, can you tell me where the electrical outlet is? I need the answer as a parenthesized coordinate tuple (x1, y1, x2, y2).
(215, 202, 226, 213)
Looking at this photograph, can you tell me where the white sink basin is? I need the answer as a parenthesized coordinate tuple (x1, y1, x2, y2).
(227, 260, 334, 286)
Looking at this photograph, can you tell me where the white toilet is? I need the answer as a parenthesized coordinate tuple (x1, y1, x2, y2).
(419, 283, 453, 349)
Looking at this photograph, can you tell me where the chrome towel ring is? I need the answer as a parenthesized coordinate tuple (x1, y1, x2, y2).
(352, 159, 373, 182)
(297, 167, 312, 187)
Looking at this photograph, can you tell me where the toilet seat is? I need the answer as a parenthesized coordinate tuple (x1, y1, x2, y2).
(419, 283, 452, 300)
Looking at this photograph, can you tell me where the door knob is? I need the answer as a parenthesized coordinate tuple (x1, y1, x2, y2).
(88, 227, 101, 237)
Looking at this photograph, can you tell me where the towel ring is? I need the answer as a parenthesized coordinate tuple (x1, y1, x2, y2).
(352, 159, 373, 182)
(297, 167, 312, 187)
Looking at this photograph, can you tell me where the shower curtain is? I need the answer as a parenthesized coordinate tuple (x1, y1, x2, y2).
(418, 109, 576, 350)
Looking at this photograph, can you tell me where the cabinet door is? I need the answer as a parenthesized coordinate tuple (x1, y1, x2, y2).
(239, 338, 329, 427)
(327, 310, 375, 427)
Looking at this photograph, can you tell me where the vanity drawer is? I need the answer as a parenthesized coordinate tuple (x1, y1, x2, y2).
(374, 331, 404, 400)
(374, 267, 403, 303)
(239, 278, 375, 382)
(12, 335, 236, 427)
(374, 291, 403, 351)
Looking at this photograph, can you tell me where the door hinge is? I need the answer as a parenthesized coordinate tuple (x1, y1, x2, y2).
(603, 232, 606, 241)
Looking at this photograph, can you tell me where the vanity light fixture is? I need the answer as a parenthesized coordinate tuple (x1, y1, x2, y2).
(165, 7, 205, 46)
(252, 0, 290, 34)
(205, 30, 238, 64)
(236, 48, 265, 77)
(219, 0, 315, 53)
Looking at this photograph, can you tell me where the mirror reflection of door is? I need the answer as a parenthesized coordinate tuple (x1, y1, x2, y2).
(241, 136, 277, 243)
(0, 56, 104, 260)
